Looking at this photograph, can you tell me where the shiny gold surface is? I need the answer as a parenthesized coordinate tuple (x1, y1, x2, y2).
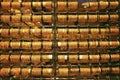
(0, 0, 119, 79)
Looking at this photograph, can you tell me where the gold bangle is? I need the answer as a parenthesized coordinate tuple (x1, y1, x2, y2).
(57, 2, 67, 11)
(32, 15, 41, 23)
(22, 15, 31, 22)
(68, 15, 77, 24)
(79, 41, 88, 49)
(69, 68, 79, 76)
(91, 28, 99, 34)
(0, 68, 10, 76)
(0, 42, 9, 50)
(12, 2, 20, 9)
(89, 2, 98, 10)
(111, 54, 119, 62)
(57, 68, 68, 76)
(89, 41, 98, 49)
(110, 27, 119, 35)
(1, 15, 10, 23)
(69, 29, 78, 34)
(22, 42, 31, 49)
(88, 15, 97, 22)
(42, 68, 53, 76)
(100, 28, 109, 34)
(32, 2, 42, 11)
(1, 29, 9, 37)
(12, 15, 21, 23)
(31, 68, 42, 76)
(43, 42, 52, 50)
(99, 41, 108, 48)
(22, 2, 31, 9)
(79, 54, 89, 63)
(21, 55, 30, 64)
(58, 55, 67, 62)
(10, 42, 20, 49)
(32, 42, 41, 50)
(43, 1, 52, 11)
(43, 15, 52, 24)
(58, 42, 67, 50)
(31, 55, 41, 65)
(99, 15, 109, 22)
(110, 14, 119, 22)
(78, 15, 87, 23)
(11, 68, 21, 78)
(110, 41, 119, 48)
(1, 2, 10, 10)
(42, 29, 52, 34)
(68, 2, 78, 11)
(100, 54, 109, 62)
(10, 55, 20, 63)
(101, 67, 110, 74)
(80, 28, 89, 34)
(69, 55, 78, 62)
(42, 29, 53, 39)
(10, 29, 19, 38)
(112, 67, 120, 74)
(20, 28, 29, 38)
(89, 55, 99, 62)
(42, 55, 52, 62)
(68, 42, 78, 50)
(0, 55, 9, 63)
(30, 28, 41, 37)
(80, 68, 91, 76)
(99, 1, 108, 10)
(57, 15, 67, 24)
(110, 2, 119, 9)
(21, 68, 31, 77)
(57, 29, 67, 34)
(91, 67, 101, 76)
(110, 14, 118, 22)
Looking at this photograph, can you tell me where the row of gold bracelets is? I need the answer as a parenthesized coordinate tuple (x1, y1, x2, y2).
(0, 27, 119, 39)
(0, 53, 119, 64)
(0, 41, 119, 50)
(0, 1, 119, 12)
(0, 67, 119, 77)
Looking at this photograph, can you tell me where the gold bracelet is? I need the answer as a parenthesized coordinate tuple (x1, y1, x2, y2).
(32, 15, 41, 23)
(68, 15, 77, 24)
(78, 15, 87, 23)
(32, 42, 41, 50)
(43, 1, 52, 11)
(58, 55, 67, 62)
(11, 15, 21, 23)
(1, 15, 10, 23)
(12, 2, 20, 9)
(31, 68, 42, 76)
(57, 68, 68, 76)
(10, 42, 20, 49)
(68, 42, 78, 50)
(42, 68, 53, 76)
(31, 55, 41, 65)
(21, 55, 30, 64)
(10, 55, 20, 63)
(43, 15, 52, 24)
(10, 29, 19, 38)
(1, 2, 10, 9)
(22, 42, 31, 49)
(43, 41, 52, 50)
(32, 2, 42, 11)
(57, 2, 67, 11)
(68, 2, 78, 11)
(57, 15, 67, 24)
(22, 15, 31, 22)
